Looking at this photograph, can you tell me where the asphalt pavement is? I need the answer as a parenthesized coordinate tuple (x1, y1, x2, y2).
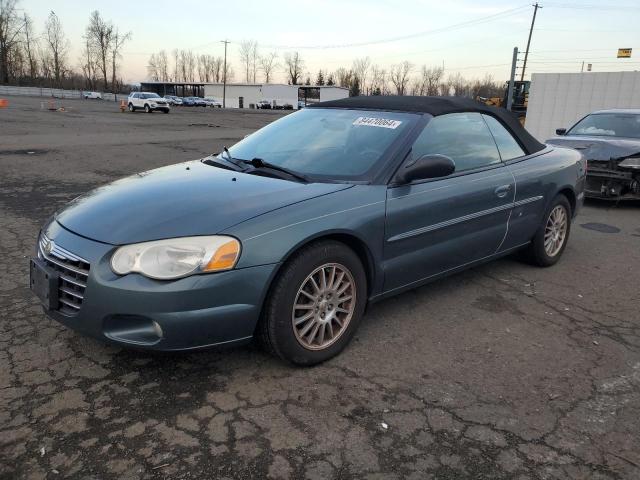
(1, 96, 639, 479)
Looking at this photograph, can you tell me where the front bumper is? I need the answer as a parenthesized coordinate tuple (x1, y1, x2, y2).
(33, 221, 278, 351)
(150, 104, 170, 111)
(585, 162, 640, 200)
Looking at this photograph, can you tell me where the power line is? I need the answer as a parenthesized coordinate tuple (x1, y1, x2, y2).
(545, 2, 640, 10)
(257, 5, 530, 50)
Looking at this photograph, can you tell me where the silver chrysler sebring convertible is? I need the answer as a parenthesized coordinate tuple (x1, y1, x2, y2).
(30, 96, 586, 365)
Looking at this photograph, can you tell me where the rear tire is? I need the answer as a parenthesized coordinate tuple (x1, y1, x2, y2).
(258, 240, 367, 366)
(523, 194, 571, 267)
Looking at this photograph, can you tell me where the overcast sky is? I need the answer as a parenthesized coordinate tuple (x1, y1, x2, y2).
(19, 0, 640, 84)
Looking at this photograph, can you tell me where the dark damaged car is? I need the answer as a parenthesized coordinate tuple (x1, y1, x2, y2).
(547, 109, 640, 200)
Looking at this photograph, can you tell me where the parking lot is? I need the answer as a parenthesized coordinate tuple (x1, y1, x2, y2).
(1, 95, 639, 479)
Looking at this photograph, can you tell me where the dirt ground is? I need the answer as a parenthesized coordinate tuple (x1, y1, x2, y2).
(1, 96, 639, 480)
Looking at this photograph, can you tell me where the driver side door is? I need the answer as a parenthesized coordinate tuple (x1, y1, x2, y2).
(383, 112, 515, 293)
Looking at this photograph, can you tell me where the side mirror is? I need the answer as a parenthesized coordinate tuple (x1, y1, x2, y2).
(555, 128, 567, 136)
(397, 154, 455, 184)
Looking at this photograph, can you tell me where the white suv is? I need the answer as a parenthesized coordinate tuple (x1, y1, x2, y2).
(127, 92, 170, 113)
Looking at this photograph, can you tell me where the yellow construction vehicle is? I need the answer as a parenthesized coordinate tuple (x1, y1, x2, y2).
(477, 80, 530, 125)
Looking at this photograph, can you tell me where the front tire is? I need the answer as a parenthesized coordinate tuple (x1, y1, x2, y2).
(258, 241, 367, 365)
(524, 194, 571, 267)
(144, 104, 152, 113)
(128, 103, 135, 112)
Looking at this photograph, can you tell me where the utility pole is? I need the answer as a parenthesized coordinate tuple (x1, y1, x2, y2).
(221, 40, 230, 108)
(520, 2, 541, 81)
(507, 47, 518, 111)
(581, 61, 585, 73)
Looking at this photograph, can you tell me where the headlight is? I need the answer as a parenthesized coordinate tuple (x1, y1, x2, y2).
(111, 236, 241, 280)
(619, 157, 640, 169)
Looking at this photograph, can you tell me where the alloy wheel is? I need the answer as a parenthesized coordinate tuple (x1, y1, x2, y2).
(544, 205, 568, 257)
(292, 263, 356, 351)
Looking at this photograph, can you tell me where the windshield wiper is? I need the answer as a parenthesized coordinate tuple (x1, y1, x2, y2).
(221, 146, 248, 170)
(203, 147, 247, 172)
(244, 157, 310, 183)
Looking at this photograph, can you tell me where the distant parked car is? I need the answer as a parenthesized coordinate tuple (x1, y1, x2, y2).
(84, 92, 102, 100)
(298, 100, 306, 109)
(127, 92, 170, 113)
(547, 109, 640, 200)
(192, 97, 207, 107)
(163, 96, 182, 106)
(204, 97, 222, 108)
(257, 100, 272, 110)
(181, 97, 195, 106)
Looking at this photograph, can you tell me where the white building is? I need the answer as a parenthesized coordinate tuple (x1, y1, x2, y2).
(526, 71, 640, 141)
(203, 83, 348, 109)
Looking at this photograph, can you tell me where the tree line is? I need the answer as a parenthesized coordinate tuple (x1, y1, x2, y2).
(1, 0, 506, 99)
(0, 0, 131, 92)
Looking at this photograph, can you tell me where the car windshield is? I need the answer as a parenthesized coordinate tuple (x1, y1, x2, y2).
(568, 113, 640, 139)
(223, 108, 416, 180)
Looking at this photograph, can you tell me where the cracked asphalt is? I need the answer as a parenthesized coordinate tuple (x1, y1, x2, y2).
(1, 96, 639, 479)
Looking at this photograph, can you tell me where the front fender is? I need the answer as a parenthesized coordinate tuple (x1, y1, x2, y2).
(224, 185, 387, 292)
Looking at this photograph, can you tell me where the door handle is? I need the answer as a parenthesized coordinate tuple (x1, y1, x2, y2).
(494, 184, 512, 198)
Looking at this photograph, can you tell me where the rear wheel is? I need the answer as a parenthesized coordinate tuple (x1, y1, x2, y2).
(258, 240, 367, 365)
(523, 194, 571, 267)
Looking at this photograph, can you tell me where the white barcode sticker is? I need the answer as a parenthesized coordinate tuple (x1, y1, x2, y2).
(353, 117, 402, 129)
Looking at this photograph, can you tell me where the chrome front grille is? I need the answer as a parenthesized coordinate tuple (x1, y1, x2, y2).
(38, 233, 90, 315)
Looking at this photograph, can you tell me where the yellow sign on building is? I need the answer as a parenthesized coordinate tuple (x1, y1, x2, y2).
(617, 48, 632, 58)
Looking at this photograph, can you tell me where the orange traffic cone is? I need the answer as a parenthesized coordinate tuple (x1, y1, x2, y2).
(120, 100, 126, 112)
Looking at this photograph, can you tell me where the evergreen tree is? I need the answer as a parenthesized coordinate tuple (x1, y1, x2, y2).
(349, 76, 360, 97)
(305, 76, 311, 85)
(326, 74, 335, 86)
(316, 70, 325, 85)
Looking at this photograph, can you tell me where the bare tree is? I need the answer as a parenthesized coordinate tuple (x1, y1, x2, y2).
(172, 48, 179, 81)
(352, 57, 370, 94)
(250, 42, 259, 83)
(334, 67, 352, 88)
(470, 73, 502, 99)
(389, 61, 412, 95)
(22, 13, 38, 79)
(110, 29, 131, 92)
(369, 65, 387, 95)
(43, 11, 68, 86)
(80, 34, 99, 88)
(212, 56, 223, 82)
(0, 0, 24, 83)
(157, 50, 169, 81)
(283, 51, 304, 85)
(424, 66, 444, 95)
(238, 40, 258, 83)
(222, 62, 234, 83)
(259, 51, 278, 83)
(86, 11, 112, 91)
(447, 72, 469, 97)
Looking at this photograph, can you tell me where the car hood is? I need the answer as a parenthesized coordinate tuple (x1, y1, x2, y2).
(55, 160, 352, 245)
(547, 135, 640, 161)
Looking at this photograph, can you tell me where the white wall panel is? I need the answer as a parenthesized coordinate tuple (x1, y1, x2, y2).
(526, 71, 640, 141)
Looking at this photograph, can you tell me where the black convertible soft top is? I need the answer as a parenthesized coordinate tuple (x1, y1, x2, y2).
(309, 96, 545, 155)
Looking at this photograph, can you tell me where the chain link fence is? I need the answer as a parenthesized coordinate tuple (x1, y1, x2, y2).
(0, 85, 124, 102)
